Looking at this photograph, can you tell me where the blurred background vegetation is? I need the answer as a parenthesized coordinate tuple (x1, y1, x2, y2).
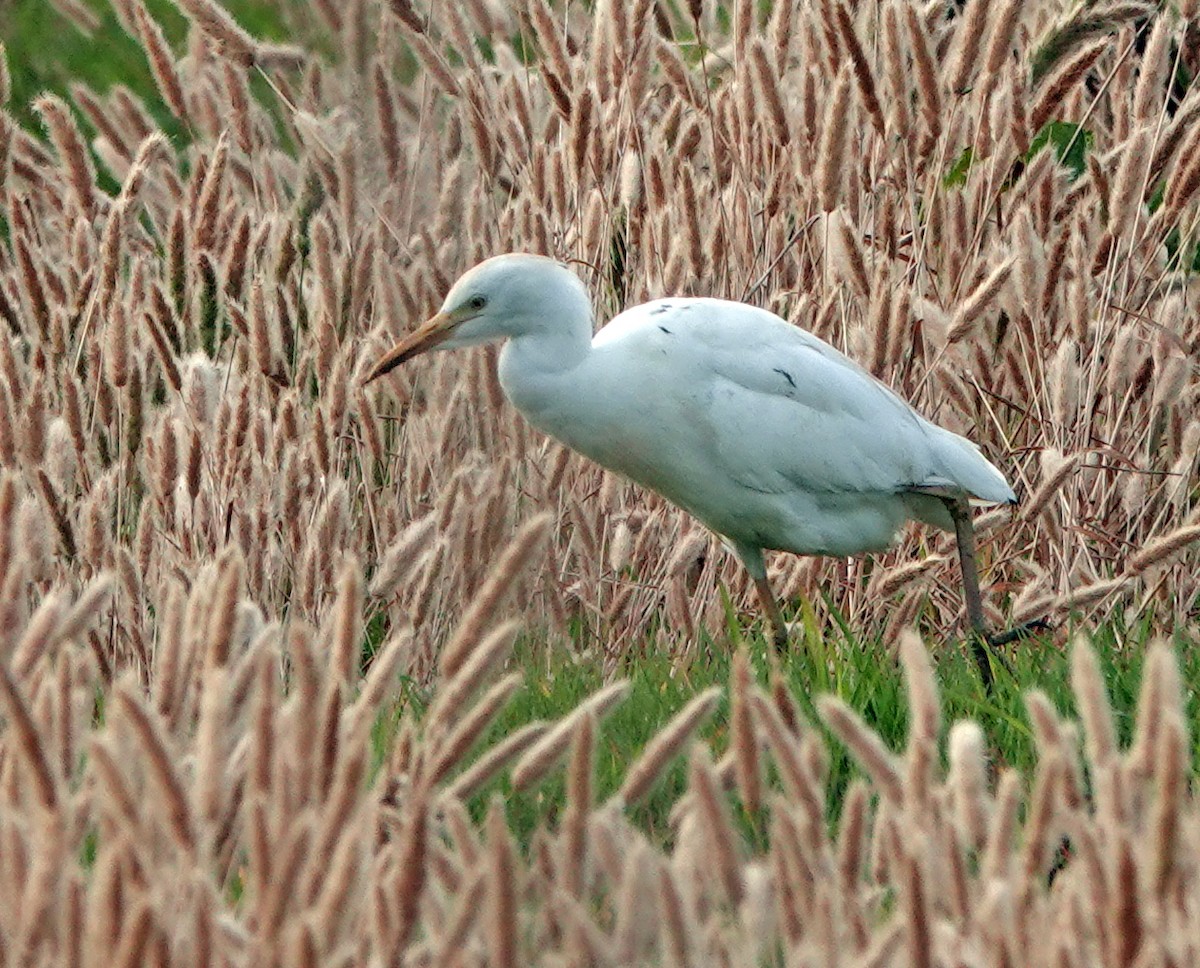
(1, 0, 288, 130)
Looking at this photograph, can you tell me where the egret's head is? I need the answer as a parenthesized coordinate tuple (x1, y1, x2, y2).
(363, 254, 590, 383)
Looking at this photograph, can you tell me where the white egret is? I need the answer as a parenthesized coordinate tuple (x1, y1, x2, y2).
(365, 254, 1020, 685)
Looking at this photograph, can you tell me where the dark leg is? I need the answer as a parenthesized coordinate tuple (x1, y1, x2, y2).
(944, 497, 998, 692)
(735, 543, 789, 650)
(752, 572, 789, 650)
(946, 498, 987, 634)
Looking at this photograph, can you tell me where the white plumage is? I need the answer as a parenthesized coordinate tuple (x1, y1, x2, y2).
(366, 254, 1016, 670)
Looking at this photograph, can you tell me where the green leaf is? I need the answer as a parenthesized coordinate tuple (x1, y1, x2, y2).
(1027, 121, 1093, 180)
(943, 146, 975, 188)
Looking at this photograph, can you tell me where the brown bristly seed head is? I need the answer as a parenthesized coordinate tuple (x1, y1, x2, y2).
(1022, 449, 1080, 521)
(425, 619, 519, 743)
(617, 686, 721, 807)
(749, 40, 789, 145)
(869, 555, 946, 600)
(425, 671, 523, 787)
(905, 3, 942, 140)
(446, 720, 550, 802)
(1126, 523, 1200, 575)
(113, 681, 197, 856)
(1031, 37, 1109, 134)
(817, 67, 853, 212)
(834, 3, 885, 137)
(511, 680, 629, 791)
(172, 0, 258, 66)
(485, 796, 519, 968)
(818, 695, 904, 805)
(899, 630, 940, 746)
(688, 745, 744, 908)
(948, 0, 990, 95)
(1070, 637, 1119, 776)
(833, 210, 871, 297)
(0, 659, 60, 811)
(947, 255, 1016, 343)
(33, 93, 96, 217)
(749, 689, 824, 823)
(559, 710, 594, 899)
(1106, 125, 1152, 241)
(438, 513, 552, 678)
(881, 3, 911, 137)
(135, 3, 189, 124)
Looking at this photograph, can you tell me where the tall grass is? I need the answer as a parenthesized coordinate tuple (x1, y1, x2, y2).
(5, 0, 1200, 665)
(1, 0, 1200, 961)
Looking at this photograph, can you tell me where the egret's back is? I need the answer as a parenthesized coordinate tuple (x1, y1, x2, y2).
(571, 297, 1015, 555)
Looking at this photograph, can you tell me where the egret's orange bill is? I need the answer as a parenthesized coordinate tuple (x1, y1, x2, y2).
(362, 311, 455, 384)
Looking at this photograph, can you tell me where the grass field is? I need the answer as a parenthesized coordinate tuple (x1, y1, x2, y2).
(452, 617, 1200, 849)
(2, 0, 1200, 963)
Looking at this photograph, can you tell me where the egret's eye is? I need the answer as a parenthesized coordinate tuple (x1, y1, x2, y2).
(467, 295, 487, 311)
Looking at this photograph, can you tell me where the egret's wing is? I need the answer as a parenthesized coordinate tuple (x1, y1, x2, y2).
(707, 341, 936, 496)
(615, 299, 1010, 501)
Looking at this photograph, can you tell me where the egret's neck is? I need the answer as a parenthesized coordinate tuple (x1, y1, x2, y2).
(497, 311, 595, 434)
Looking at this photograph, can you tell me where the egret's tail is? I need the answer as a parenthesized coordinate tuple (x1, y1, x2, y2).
(918, 428, 1017, 506)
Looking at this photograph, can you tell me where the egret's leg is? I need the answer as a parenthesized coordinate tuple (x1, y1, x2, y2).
(943, 497, 996, 692)
(735, 543, 789, 649)
(946, 498, 987, 633)
(752, 573, 790, 650)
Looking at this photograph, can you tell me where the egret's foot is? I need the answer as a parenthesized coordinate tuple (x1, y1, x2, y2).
(987, 618, 1053, 648)
(969, 634, 998, 694)
(769, 621, 789, 652)
(970, 618, 1052, 693)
